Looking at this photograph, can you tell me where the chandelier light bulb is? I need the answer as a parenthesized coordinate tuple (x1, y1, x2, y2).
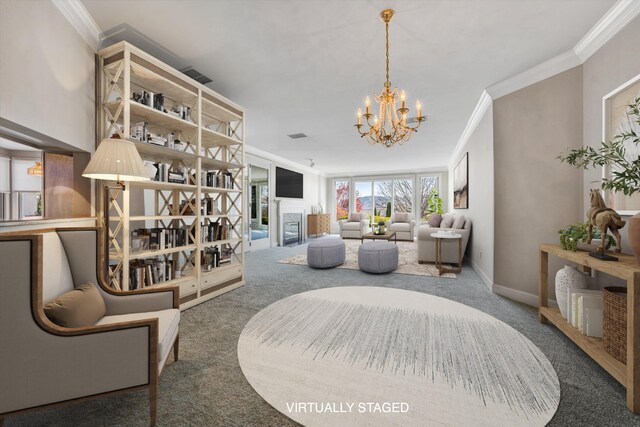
(357, 108, 362, 125)
(374, 115, 379, 125)
(416, 100, 422, 117)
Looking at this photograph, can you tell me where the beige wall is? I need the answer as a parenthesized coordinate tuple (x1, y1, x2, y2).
(493, 66, 583, 302)
(0, 0, 95, 153)
(449, 106, 494, 285)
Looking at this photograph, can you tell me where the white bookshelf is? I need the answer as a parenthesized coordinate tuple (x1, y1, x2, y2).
(97, 42, 245, 309)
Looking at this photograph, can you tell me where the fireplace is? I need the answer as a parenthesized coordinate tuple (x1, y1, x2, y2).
(283, 214, 302, 246)
(276, 200, 306, 247)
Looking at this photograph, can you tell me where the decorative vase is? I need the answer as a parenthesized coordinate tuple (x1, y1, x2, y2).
(555, 265, 587, 320)
(628, 213, 640, 266)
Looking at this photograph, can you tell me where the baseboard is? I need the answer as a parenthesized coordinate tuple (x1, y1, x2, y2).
(467, 257, 492, 290)
(491, 283, 558, 308)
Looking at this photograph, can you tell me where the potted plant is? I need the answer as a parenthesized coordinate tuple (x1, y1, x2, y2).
(376, 220, 386, 235)
(426, 187, 443, 216)
(558, 96, 640, 262)
(558, 222, 615, 252)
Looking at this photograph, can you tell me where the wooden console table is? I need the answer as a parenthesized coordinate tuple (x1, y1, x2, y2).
(539, 243, 640, 413)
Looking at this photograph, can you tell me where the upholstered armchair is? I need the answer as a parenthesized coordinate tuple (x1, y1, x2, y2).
(0, 228, 180, 426)
(338, 212, 370, 239)
(385, 212, 416, 241)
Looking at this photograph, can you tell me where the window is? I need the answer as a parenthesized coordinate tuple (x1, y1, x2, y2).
(419, 175, 441, 220)
(355, 181, 372, 221)
(335, 180, 349, 220)
(374, 180, 392, 222)
(393, 179, 413, 213)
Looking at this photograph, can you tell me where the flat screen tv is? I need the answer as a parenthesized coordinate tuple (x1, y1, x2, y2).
(275, 166, 303, 199)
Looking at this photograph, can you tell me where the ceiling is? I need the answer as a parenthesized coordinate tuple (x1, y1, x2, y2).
(82, 0, 615, 175)
(0, 137, 41, 152)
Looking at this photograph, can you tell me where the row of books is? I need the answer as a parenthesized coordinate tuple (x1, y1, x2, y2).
(200, 220, 231, 243)
(201, 171, 235, 189)
(145, 162, 189, 184)
(127, 258, 175, 290)
(201, 246, 233, 271)
(130, 123, 186, 151)
(565, 288, 603, 338)
(131, 227, 190, 252)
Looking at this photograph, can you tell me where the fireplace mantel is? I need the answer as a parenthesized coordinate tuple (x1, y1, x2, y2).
(276, 199, 306, 246)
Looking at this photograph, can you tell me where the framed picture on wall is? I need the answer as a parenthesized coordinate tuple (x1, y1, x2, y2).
(453, 153, 468, 209)
(603, 73, 640, 215)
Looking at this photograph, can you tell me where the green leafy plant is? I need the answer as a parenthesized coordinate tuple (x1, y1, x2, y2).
(385, 201, 391, 218)
(426, 187, 443, 215)
(558, 222, 616, 251)
(558, 97, 640, 195)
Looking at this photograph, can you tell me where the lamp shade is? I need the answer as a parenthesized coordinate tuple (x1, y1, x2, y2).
(83, 139, 150, 182)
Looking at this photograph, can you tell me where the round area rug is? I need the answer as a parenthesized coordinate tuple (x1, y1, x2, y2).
(237, 287, 560, 427)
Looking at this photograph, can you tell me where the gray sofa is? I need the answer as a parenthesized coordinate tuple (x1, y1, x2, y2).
(338, 212, 370, 239)
(417, 214, 471, 264)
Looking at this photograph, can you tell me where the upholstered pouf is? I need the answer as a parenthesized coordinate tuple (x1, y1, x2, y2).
(358, 241, 399, 273)
(307, 239, 346, 269)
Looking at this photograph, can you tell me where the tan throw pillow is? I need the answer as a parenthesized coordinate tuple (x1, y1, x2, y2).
(452, 215, 466, 230)
(440, 214, 455, 229)
(44, 283, 106, 328)
(348, 213, 360, 222)
(428, 213, 442, 227)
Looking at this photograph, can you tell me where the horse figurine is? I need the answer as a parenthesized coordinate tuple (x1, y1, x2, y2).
(586, 189, 625, 253)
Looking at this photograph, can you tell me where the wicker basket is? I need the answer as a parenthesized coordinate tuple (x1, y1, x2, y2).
(603, 286, 627, 364)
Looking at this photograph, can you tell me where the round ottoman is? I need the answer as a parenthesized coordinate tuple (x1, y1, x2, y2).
(358, 241, 398, 274)
(307, 239, 346, 269)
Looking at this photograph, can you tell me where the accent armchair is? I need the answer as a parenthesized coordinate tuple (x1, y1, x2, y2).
(385, 212, 416, 241)
(0, 228, 180, 426)
(338, 213, 370, 239)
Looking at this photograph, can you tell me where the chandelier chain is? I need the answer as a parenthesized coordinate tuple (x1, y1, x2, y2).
(385, 21, 390, 89)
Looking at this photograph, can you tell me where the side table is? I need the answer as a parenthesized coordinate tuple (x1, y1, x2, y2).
(431, 232, 462, 275)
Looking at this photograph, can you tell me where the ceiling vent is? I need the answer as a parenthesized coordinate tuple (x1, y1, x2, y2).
(180, 67, 213, 85)
(287, 133, 307, 139)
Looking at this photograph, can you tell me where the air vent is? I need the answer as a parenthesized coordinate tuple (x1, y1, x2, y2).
(287, 133, 307, 139)
(180, 67, 213, 85)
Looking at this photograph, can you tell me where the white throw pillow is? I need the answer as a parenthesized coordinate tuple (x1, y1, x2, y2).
(440, 214, 455, 229)
(348, 213, 361, 222)
(393, 213, 408, 223)
(452, 215, 466, 230)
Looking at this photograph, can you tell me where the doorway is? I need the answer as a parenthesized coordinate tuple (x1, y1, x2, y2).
(247, 164, 271, 251)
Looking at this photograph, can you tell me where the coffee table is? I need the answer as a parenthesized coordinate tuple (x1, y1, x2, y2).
(361, 231, 397, 244)
(431, 232, 462, 275)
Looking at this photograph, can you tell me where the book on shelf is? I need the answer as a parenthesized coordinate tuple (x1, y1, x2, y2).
(143, 161, 188, 184)
(200, 220, 230, 243)
(200, 170, 235, 189)
(132, 227, 190, 251)
(566, 288, 603, 337)
(126, 257, 174, 290)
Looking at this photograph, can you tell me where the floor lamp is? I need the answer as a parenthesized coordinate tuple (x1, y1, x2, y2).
(82, 138, 150, 288)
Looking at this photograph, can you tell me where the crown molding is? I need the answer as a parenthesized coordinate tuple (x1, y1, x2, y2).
(51, 0, 101, 52)
(448, 0, 640, 169)
(324, 167, 447, 179)
(574, 0, 640, 62)
(447, 90, 491, 170)
(485, 50, 582, 100)
(245, 145, 324, 176)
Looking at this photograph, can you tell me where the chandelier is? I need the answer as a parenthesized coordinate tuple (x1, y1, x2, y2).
(355, 9, 425, 147)
(27, 161, 43, 176)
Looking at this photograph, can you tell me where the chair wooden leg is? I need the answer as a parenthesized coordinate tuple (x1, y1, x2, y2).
(149, 381, 158, 427)
(173, 334, 179, 362)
